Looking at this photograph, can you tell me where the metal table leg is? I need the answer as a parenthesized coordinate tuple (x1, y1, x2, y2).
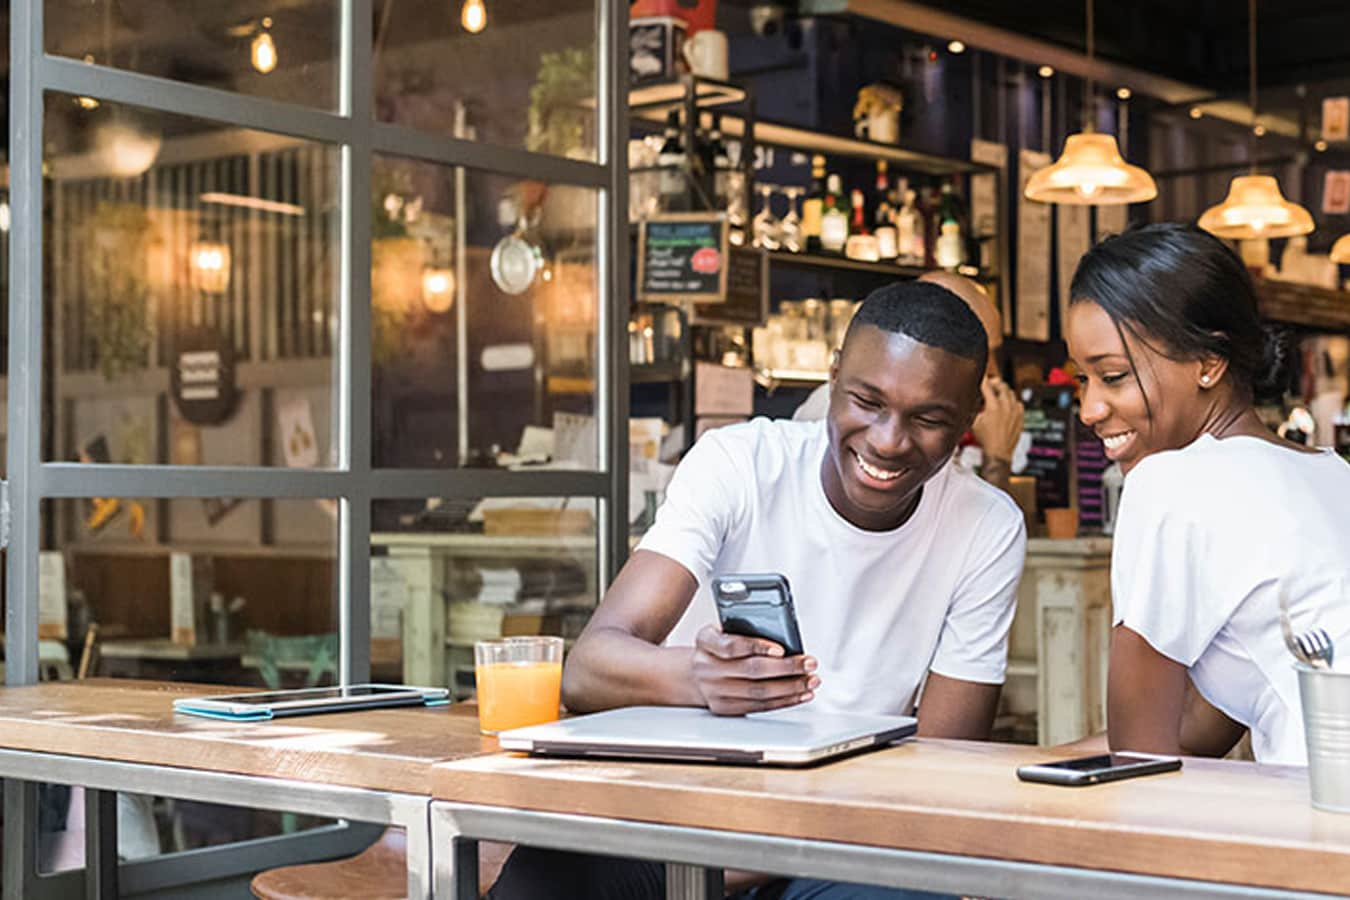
(84, 788, 118, 899)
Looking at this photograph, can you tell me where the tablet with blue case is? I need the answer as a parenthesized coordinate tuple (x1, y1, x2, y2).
(174, 684, 450, 720)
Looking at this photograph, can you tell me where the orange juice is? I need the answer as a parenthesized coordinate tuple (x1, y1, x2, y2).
(475, 660, 563, 733)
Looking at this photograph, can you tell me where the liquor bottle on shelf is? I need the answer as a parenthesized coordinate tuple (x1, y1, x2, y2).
(935, 181, 966, 271)
(896, 187, 923, 266)
(820, 173, 849, 254)
(657, 109, 688, 212)
(845, 188, 881, 262)
(800, 154, 827, 253)
(706, 114, 732, 210)
(918, 185, 939, 268)
(873, 161, 898, 260)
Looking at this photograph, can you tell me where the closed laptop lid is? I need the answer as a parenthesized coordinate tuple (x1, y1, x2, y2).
(497, 706, 916, 765)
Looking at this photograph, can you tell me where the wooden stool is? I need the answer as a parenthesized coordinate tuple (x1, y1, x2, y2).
(251, 828, 513, 899)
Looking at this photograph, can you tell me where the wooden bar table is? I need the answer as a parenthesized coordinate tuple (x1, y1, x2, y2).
(0, 679, 495, 899)
(429, 738, 1350, 900)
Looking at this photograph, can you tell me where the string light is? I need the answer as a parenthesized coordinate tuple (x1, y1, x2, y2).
(1038, 66, 1054, 78)
(1316, 140, 1329, 152)
(461, 0, 486, 33)
(1116, 87, 1131, 100)
(946, 40, 965, 54)
(252, 19, 277, 74)
(1190, 107, 1203, 119)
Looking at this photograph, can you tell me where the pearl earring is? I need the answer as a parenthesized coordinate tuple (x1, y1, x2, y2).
(1201, 375, 1211, 385)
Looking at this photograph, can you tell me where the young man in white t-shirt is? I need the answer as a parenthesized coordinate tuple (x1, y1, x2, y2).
(488, 281, 1027, 900)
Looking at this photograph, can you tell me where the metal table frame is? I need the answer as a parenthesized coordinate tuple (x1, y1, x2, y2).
(0, 748, 434, 899)
(430, 801, 1338, 900)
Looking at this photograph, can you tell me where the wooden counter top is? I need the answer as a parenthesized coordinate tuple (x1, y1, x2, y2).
(0, 679, 495, 795)
(431, 738, 1350, 894)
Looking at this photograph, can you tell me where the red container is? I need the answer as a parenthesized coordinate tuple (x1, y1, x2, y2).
(631, 0, 717, 33)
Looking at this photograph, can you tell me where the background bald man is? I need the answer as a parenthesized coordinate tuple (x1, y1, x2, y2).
(793, 271, 1025, 491)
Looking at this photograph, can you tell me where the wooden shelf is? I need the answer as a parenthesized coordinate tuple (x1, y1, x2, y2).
(768, 250, 928, 278)
(1255, 278, 1350, 330)
(626, 81, 991, 177)
(767, 250, 989, 282)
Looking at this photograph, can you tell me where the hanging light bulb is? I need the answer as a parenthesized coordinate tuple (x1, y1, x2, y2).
(1024, 0, 1157, 205)
(1331, 234, 1350, 264)
(1198, 0, 1313, 241)
(421, 267, 456, 312)
(461, 0, 486, 33)
(252, 27, 278, 74)
(190, 240, 232, 294)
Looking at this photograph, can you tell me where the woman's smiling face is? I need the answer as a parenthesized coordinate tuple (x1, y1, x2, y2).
(1066, 300, 1218, 474)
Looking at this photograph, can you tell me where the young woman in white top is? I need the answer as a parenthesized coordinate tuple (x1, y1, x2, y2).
(1066, 223, 1350, 764)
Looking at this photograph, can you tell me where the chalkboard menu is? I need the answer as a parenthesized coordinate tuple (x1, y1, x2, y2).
(637, 214, 728, 303)
(1074, 418, 1109, 531)
(1022, 387, 1075, 517)
(692, 247, 767, 326)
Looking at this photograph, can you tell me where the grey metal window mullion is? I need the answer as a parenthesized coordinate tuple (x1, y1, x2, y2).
(38, 56, 351, 147)
(7, 0, 44, 692)
(371, 121, 608, 189)
(6, 2, 45, 897)
(38, 464, 608, 499)
(597, 0, 631, 586)
(341, 0, 375, 685)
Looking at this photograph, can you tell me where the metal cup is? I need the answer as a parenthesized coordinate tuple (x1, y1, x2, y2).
(1297, 663, 1350, 813)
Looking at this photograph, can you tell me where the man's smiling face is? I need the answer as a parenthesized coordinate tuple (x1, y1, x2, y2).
(822, 324, 982, 531)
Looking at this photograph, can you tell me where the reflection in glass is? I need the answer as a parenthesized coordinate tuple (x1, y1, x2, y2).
(45, 2, 338, 109)
(371, 155, 599, 469)
(370, 497, 599, 696)
(375, 0, 596, 160)
(42, 96, 340, 466)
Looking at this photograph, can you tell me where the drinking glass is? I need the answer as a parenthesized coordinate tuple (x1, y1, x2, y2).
(752, 183, 781, 250)
(474, 636, 564, 734)
(780, 186, 804, 253)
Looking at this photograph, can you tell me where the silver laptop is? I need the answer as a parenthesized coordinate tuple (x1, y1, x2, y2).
(496, 706, 917, 766)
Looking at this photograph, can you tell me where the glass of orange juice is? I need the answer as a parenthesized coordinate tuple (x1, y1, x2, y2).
(473, 636, 564, 734)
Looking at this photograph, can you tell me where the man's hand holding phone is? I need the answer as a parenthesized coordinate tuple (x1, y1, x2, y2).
(691, 625, 819, 716)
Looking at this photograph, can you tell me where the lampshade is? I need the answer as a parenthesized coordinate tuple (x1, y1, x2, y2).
(1024, 132, 1157, 205)
(1197, 175, 1314, 240)
(1331, 234, 1350, 264)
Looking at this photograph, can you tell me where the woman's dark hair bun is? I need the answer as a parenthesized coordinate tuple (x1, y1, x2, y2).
(1254, 324, 1292, 399)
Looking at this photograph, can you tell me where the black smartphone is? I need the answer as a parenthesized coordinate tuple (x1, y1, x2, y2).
(711, 573, 805, 656)
(1016, 752, 1182, 786)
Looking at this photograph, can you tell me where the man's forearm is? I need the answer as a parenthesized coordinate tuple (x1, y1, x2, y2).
(561, 627, 704, 713)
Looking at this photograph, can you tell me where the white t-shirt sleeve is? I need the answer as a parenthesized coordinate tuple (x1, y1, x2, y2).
(928, 501, 1027, 684)
(635, 430, 748, 588)
(1110, 460, 1241, 666)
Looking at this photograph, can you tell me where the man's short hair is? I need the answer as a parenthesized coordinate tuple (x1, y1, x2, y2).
(844, 280, 989, 373)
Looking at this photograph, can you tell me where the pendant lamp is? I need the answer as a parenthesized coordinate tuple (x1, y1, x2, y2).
(1024, 0, 1157, 205)
(1332, 234, 1350, 264)
(1198, 0, 1313, 240)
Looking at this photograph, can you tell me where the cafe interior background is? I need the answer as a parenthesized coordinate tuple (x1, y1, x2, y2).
(1, 0, 1350, 893)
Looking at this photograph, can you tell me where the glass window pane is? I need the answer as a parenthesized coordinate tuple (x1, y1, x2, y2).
(45, 1, 339, 110)
(34, 497, 339, 870)
(43, 96, 340, 466)
(45, 497, 337, 686)
(371, 155, 599, 469)
(370, 497, 598, 696)
(375, 0, 597, 161)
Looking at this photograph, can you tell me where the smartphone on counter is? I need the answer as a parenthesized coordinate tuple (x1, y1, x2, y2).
(712, 573, 805, 656)
(1016, 752, 1182, 786)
